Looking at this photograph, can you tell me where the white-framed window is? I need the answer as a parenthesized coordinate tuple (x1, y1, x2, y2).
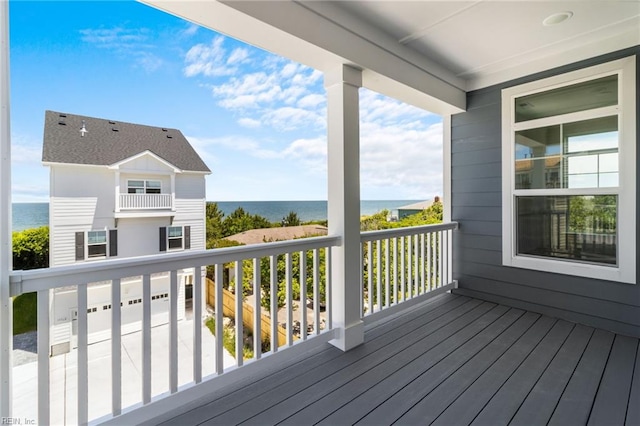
(159, 225, 190, 252)
(76, 229, 117, 261)
(87, 230, 108, 258)
(127, 179, 161, 194)
(167, 226, 183, 250)
(501, 57, 636, 284)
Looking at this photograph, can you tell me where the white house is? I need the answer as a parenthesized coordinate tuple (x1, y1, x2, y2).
(42, 110, 211, 355)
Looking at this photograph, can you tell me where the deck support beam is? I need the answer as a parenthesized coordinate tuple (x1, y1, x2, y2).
(0, 0, 11, 416)
(326, 64, 364, 351)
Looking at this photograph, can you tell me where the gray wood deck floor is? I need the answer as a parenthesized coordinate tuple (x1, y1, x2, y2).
(160, 293, 640, 426)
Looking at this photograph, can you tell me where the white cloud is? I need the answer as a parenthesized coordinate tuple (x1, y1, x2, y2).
(237, 118, 261, 129)
(297, 94, 325, 109)
(11, 143, 41, 164)
(181, 23, 199, 37)
(262, 107, 324, 132)
(80, 26, 164, 72)
(184, 36, 238, 77)
(184, 42, 326, 133)
(227, 47, 249, 65)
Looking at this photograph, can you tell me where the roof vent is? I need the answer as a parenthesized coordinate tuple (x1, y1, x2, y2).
(161, 128, 168, 132)
(58, 121, 66, 125)
(112, 127, 119, 132)
(80, 120, 88, 137)
(108, 120, 116, 124)
(166, 135, 173, 139)
(59, 114, 67, 118)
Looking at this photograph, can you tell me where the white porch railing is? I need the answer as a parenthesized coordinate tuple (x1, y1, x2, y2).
(360, 222, 458, 320)
(118, 193, 172, 210)
(8, 236, 338, 425)
(4, 224, 458, 424)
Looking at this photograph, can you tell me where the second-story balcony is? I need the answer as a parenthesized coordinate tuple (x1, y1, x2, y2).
(116, 193, 174, 217)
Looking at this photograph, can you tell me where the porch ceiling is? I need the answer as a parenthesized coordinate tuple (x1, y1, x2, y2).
(142, 1, 639, 112)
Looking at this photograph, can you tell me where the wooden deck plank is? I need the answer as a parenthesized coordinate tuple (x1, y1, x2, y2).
(163, 293, 466, 425)
(203, 297, 482, 425)
(547, 328, 615, 426)
(397, 312, 543, 425)
(469, 320, 574, 426)
(160, 345, 342, 426)
(155, 294, 639, 426)
(366, 294, 468, 339)
(354, 308, 525, 425)
(626, 341, 640, 426)
(275, 302, 501, 426)
(509, 324, 593, 425)
(315, 304, 511, 426)
(588, 334, 638, 425)
(432, 316, 559, 426)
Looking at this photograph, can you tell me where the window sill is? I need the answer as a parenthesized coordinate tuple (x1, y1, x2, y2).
(503, 254, 635, 284)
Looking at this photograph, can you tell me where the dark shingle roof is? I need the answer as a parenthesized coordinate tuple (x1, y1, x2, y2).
(42, 110, 210, 173)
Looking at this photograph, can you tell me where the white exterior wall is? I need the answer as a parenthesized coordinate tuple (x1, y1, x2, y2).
(50, 165, 115, 267)
(174, 173, 206, 251)
(47, 160, 207, 354)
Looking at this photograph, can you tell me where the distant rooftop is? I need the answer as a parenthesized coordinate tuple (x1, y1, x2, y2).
(225, 225, 328, 245)
(42, 110, 210, 173)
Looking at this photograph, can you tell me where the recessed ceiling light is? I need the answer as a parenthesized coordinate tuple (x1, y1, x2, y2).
(543, 11, 574, 26)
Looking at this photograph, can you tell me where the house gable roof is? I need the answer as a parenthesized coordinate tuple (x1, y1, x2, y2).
(42, 110, 211, 173)
(109, 150, 181, 173)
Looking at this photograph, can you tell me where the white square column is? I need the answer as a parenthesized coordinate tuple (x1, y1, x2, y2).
(0, 0, 12, 415)
(325, 65, 364, 351)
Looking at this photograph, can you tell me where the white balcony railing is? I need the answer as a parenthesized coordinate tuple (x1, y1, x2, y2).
(5, 224, 458, 424)
(360, 222, 458, 320)
(8, 236, 339, 425)
(118, 193, 172, 210)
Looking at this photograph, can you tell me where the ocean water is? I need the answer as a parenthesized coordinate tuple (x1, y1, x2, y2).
(11, 200, 420, 231)
(12, 203, 49, 232)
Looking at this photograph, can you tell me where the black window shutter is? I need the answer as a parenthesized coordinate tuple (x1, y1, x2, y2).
(159, 227, 167, 252)
(75, 232, 85, 261)
(184, 226, 191, 250)
(109, 230, 118, 257)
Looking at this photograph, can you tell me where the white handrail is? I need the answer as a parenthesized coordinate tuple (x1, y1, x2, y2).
(360, 222, 458, 242)
(9, 235, 341, 295)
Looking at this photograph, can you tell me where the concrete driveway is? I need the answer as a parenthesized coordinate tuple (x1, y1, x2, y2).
(12, 317, 235, 425)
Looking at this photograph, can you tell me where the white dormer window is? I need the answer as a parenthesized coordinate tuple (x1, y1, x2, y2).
(127, 179, 161, 194)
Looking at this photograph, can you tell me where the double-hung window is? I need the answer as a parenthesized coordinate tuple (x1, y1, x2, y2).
(127, 179, 161, 194)
(159, 225, 190, 252)
(87, 231, 107, 258)
(167, 226, 183, 250)
(502, 57, 636, 283)
(76, 229, 117, 260)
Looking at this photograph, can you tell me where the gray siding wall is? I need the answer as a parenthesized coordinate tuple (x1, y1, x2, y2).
(451, 47, 640, 338)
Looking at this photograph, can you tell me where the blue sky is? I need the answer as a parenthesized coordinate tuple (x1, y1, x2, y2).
(8, 1, 443, 202)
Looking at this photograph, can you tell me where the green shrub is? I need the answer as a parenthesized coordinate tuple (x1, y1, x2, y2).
(13, 292, 37, 335)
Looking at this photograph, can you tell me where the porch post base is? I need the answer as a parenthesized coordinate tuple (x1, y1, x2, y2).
(330, 320, 364, 351)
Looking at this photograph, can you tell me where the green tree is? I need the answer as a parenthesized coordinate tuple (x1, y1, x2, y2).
(222, 207, 272, 237)
(205, 202, 225, 248)
(360, 209, 393, 231)
(281, 211, 301, 227)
